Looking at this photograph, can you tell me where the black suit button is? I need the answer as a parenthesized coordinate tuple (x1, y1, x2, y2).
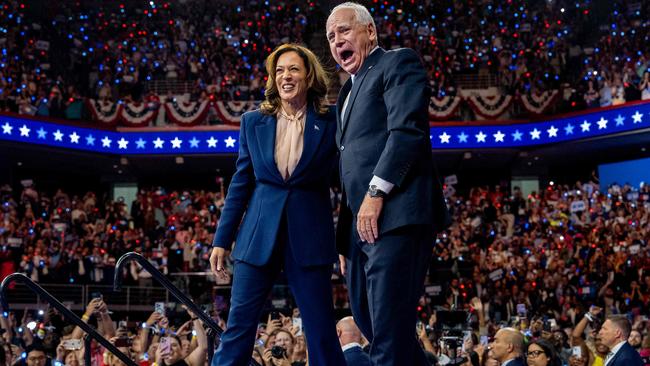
(340, 145, 345, 151)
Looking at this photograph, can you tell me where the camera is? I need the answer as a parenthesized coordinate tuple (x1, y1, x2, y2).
(435, 311, 471, 366)
(271, 345, 287, 359)
(114, 337, 133, 348)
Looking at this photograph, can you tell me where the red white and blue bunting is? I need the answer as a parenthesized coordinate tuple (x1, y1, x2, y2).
(519, 90, 560, 115)
(120, 101, 159, 127)
(429, 96, 462, 120)
(466, 94, 514, 119)
(87, 99, 121, 125)
(164, 99, 210, 127)
(87, 91, 564, 125)
(214, 101, 260, 125)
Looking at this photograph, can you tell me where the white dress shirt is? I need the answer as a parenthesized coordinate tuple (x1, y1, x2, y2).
(341, 342, 362, 352)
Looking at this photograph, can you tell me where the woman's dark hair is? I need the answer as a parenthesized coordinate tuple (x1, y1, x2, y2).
(260, 43, 330, 115)
(527, 338, 562, 366)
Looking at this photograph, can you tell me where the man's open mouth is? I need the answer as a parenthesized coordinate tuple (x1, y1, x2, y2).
(340, 50, 354, 62)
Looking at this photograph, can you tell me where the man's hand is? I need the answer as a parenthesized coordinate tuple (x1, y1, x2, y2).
(356, 194, 383, 244)
(339, 255, 347, 276)
(210, 247, 229, 280)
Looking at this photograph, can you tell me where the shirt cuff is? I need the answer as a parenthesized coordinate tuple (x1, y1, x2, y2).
(369, 176, 394, 194)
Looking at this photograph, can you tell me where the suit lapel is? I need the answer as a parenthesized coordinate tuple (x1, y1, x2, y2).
(340, 48, 386, 139)
(290, 107, 325, 180)
(255, 113, 284, 182)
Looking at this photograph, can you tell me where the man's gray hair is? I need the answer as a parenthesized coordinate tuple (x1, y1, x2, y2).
(330, 2, 376, 29)
(607, 315, 632, 339)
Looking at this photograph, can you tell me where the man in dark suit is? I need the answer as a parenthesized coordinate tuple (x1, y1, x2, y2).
(598, 315, 644, 366)
(326, 2, 448, 365)
(488, 328, 526, 366)
(337, 316, 371, 366)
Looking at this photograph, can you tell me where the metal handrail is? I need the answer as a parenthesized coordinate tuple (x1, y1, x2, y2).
(0, 273, 137, 366)
(114, 252, 261, 366)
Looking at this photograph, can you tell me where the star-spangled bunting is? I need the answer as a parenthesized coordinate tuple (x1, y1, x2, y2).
(1, 102, 648, 152)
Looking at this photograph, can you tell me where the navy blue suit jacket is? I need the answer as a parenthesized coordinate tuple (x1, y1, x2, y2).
(504, 357, 526, 366)
(343, 346, 371, 366)
(608, 342, 643, 366)
(212, 107, 339, 267)
(335, 47, 449, 255)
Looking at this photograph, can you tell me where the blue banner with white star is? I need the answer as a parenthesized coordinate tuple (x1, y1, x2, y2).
(430, 101, 650, 148)
(0, 117, 239, 154)
(1, 101, 649, 154)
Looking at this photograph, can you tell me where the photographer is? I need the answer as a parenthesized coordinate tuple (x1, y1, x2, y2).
(262, 329, 295, 366)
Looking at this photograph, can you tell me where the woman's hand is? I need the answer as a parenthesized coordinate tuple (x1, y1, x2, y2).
(146, 311, 163, 327)
(265, 313, 281, 335)
(262, 348, 274, 365)
(55, 341, 66, 361)
(155, 340, 169, 365)
(84, 298, 102, 318)
(280, 314, 292, 330)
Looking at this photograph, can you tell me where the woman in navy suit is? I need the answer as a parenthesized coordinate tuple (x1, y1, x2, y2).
(209, 44, 346, 366)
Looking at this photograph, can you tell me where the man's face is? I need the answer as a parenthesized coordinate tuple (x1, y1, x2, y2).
(488, 330, 510, 362)
(326, 8, 376, 74)
(26, 350, 46, 366)
(628, 330, 642, 348)
(598, 320, 620, 348)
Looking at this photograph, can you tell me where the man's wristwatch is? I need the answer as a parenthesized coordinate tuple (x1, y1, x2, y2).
(367, 185, 387, 198)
